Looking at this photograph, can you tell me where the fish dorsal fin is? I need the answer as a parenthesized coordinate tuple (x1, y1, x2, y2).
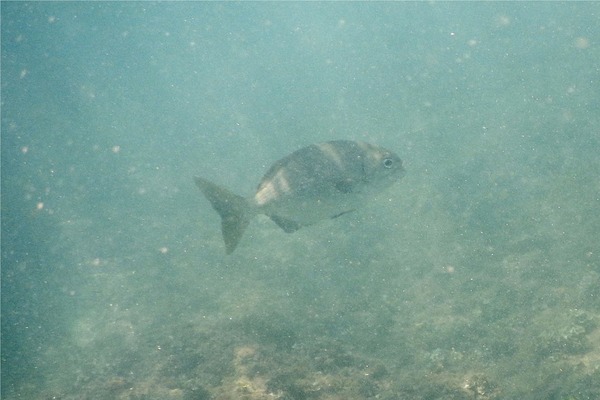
(269, 215, 301, 233)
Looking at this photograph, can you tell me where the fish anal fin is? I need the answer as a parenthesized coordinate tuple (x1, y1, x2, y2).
(269, 215, 301, 233)
(331, 209, 355, 219)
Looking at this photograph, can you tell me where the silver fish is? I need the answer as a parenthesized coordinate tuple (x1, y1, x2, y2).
(195, 140, 405, 253)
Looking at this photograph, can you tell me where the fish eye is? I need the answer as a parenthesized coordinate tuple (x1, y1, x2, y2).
(383, 158, 394, 168)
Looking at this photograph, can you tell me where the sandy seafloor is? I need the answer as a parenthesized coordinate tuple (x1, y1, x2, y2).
(2, 2, 600, 399)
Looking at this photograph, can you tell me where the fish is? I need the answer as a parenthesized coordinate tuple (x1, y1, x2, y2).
(195, 140, 405, 254)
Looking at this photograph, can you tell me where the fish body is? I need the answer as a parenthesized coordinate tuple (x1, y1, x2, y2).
(195, 140, 405, 253)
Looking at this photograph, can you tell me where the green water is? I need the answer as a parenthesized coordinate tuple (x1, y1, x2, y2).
(2, 2, 599, 399)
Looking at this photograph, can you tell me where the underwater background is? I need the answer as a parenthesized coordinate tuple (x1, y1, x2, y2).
(2, 2, 599, 399)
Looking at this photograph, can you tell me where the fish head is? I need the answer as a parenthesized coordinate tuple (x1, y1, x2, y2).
(358, 142, 405, 191)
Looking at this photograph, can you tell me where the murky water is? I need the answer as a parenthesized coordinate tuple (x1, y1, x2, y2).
(2, 2, 599, 399)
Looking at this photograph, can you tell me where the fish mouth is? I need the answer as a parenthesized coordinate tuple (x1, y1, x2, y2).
(396, 161, 406, 179)
(396, 168, 406, 181)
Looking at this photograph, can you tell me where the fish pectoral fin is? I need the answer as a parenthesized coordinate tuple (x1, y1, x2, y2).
(333, 179, 356, 194)
(269, 215, 301, 233)
(331, 209, 355, 219)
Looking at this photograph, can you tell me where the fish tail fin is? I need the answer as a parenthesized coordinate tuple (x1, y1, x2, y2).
(194, 176, 252, 254)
